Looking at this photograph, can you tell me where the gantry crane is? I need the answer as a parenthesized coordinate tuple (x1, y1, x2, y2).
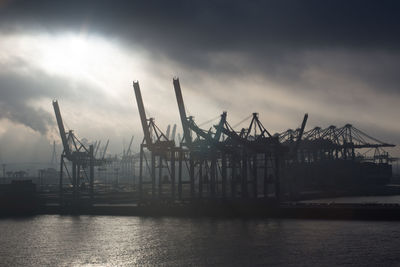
(133, 81, 180, 200)
(53, 100, 95, 204)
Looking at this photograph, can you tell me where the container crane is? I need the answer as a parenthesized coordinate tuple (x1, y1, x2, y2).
(133, 81, 178, 200)
(52, 100, 95, 204)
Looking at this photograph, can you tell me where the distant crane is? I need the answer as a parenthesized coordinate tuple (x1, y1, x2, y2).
(126, 135, 134, 156)
(50, 140, 57, 166)
(165, 125, 171, 140)
(52, 100, 96, 204)
(94, 140, 101, 158)
(171, 124, 177, 144)
(102, 139, 109, 160)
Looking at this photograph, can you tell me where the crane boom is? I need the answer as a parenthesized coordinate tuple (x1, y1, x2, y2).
(294, 113, 308, 154)
(220, 127, 256, 153)
(173, 78, 192, 146)
(94, 140, 101, 158)
(133, 81, 152, 146)
(102, 139, 109, 160)
(52, 100, 71, 157)
(214, 112, 227, 141)
(189, 120, 234, 153)
(126, 135, 134, 155)
(166, 125, 171, 139)
(171, 124, 177, 142)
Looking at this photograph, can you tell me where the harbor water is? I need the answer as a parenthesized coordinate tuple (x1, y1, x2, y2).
(1, 209, 400, 266)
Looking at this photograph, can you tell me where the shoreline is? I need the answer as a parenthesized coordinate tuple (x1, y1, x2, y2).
(3, 200, 400, 221)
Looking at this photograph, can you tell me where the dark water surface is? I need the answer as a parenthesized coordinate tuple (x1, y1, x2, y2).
(302, 195, 400, 204)
(1, 215, 400, 266)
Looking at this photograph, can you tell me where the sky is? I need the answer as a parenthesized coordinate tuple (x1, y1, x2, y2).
(0, 0, 399, 167)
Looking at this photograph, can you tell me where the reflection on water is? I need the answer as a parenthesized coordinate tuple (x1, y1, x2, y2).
(1, 215, 400, 266)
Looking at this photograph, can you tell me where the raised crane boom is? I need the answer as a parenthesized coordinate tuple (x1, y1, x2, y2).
(171, 124, 177, 142)
(52, 100, 71, 158)
(294, 113, 308, 152)
(133, 81, 152, 146)
(102, 139, 109, 160)
(165, 125, 171, 140)
(94, 140, 101, 158)
(214, 112, 227, 142)
(173, 78, 192, 146)
(126, 135, 134, 156)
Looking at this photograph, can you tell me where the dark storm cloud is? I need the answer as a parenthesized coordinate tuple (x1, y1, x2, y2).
(0, 62, 103, 134)
(1, 0, 399, 94)
(1, 0, 400, 53)
(0, 70, 56, 134)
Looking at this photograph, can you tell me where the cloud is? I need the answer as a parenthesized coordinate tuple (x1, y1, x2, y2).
(0, 57, 113, 137)
(1, 1, 400, 91)
(0, 119, 57, 165)
(2, 1, 400, 56)
(0, 69, 57, 134)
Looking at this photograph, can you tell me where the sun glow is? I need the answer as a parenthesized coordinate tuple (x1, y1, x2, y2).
(41, 34, 90, 76)
(0, 32, 147, 98)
